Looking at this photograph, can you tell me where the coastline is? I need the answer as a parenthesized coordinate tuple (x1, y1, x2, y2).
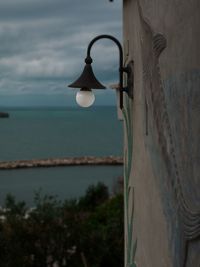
(0, 112, 9, 118)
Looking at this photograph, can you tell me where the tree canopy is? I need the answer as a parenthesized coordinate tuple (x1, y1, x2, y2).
(0, 182, 123, 267)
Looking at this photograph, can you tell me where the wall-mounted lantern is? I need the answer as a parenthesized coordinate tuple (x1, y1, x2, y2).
(68, 34, 133, 109)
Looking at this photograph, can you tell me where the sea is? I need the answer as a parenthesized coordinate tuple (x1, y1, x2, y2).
(0, 106, 123, 206)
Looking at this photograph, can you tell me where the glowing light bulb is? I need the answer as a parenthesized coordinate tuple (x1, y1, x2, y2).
(76, 89, 95, 108)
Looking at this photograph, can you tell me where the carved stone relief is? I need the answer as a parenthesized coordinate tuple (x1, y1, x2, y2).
(138, 2, 200, 266)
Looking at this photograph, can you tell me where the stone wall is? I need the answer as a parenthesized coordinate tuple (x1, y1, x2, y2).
(123, 0, 200, 266)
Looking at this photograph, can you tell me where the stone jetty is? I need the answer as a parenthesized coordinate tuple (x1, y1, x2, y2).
(0, 156, 123, 170)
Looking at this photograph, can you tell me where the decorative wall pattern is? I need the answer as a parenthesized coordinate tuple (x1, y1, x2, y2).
(123, 0, 200, 266)
(140, 6, 200, 266)
(123, 95, 137, 267)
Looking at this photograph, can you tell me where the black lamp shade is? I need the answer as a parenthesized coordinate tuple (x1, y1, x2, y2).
(68, 64, 106, 89)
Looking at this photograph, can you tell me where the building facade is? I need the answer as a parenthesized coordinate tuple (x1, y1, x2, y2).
(122, 0, 200, 266)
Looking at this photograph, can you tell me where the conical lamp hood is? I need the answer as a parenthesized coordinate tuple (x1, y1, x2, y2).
(68, 64, 106, 89)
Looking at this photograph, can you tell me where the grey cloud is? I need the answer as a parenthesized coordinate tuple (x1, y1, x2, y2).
(0, 0, 120, 23)
(0, 0, 122, 104)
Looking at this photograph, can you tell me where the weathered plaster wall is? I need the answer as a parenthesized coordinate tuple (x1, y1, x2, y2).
(123, 0, 200, 266)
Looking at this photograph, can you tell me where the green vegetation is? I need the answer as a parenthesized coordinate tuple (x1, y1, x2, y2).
(0, 183, 124, 267)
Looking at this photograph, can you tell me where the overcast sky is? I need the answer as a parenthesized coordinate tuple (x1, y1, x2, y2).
(0, 0, 122, 107)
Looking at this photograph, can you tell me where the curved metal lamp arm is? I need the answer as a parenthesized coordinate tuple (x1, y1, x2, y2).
(85, 35, 126, 109)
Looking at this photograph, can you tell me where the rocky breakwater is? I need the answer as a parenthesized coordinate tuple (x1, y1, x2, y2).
(0, 156, 123, 170)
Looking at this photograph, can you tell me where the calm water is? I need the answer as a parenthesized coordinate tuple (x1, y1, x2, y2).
(0, 106, 123, 205)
